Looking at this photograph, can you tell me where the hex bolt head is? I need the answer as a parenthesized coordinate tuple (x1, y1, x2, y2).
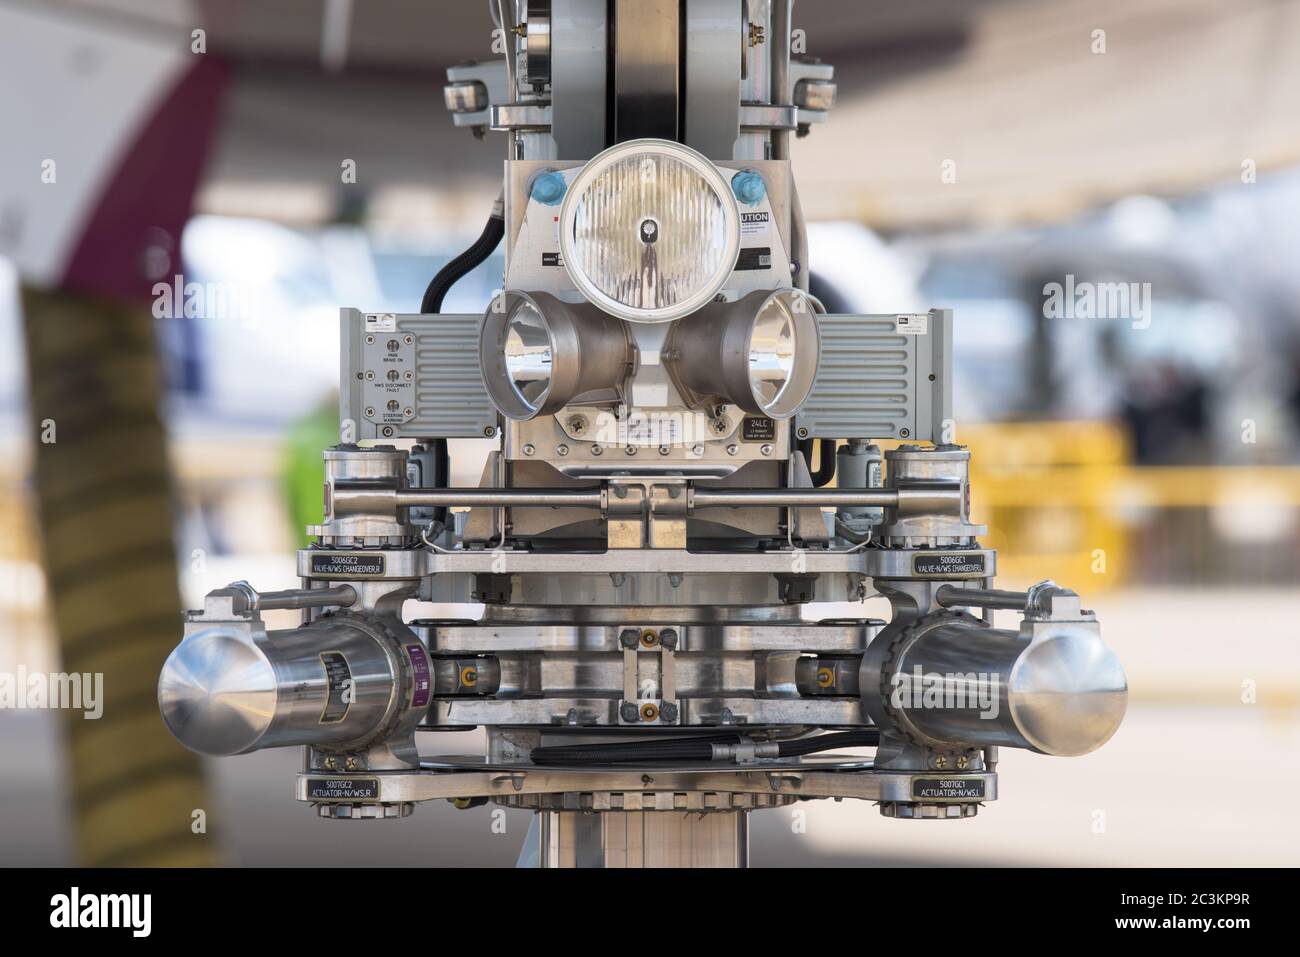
(619, 628, 640, 649)
(620, 702, 641, 723)
(760, 444, 774, 456)
(659, 628, 678, 650)
(659, 702, 679, 724)
(726, 444, 739, 456)
(591, 445, 603, 456)
(556, 444, 569, 456)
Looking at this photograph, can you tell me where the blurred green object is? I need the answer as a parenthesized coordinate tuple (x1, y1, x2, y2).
(284, 401, 341, 547)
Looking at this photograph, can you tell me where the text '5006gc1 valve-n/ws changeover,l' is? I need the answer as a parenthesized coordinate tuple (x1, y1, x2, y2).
(158, 0, 1126, 868)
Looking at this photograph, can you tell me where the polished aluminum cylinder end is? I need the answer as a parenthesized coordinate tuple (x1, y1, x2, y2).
(159, 615, 420, 756)
(887, 615, 1127, 757)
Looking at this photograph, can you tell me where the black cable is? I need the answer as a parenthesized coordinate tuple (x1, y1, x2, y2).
(416, 200, 505, 524)
(429, 437, 448, 528)
(796, 438, 837, 487)
(419, 211, 505, 315)
(809, 439, 837, 487)
(775, 729, 878, 757)
(529, 729, 879, 766)
(530, 732, 746, 766)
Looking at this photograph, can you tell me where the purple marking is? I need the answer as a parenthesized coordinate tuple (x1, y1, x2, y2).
(406, 644, 431, 708)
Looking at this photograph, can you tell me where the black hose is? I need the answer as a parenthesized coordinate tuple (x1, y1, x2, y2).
(776, 729, 878, 757)
(429, 437, 448, 527)
(529, 729, 879, 766)
(419, 211, 505, 315)
(416, 201, 504, 524)
(530, 732, 746, 766)
(797, 438, 837, 487)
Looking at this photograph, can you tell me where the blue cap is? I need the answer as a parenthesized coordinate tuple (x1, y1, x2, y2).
(731, 168, 767, 206)
(530, 170, 568, 206)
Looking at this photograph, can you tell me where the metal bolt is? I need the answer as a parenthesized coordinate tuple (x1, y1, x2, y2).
(620, 702, 641, 723)
(365, 335, 375, 345)
(365, 407, 375, 417)
(900, 428, 910, 438)
(567, 416, 586, 436)
(404, 370, 413, 380)
(796, 427, 809, 439)
(815, 666, 834, 688)
(668, 573, 683, 588)
(659, 702, 679, 724)
(459, 666, 478, 687)
(591, 444, 603, 456)
(691, 444, 704, 456)
(760, 443, 774, 456)
(726, 444, 739, 456)
(522, 443, 536, 456)
(932, 755, 948, 770)
(659, 628, 679, 650)
(323, 756, 337, 770)
(365, 370, 375, 380)
(624, 445, 637, 455)
(403, 407, 413, 417)
(658, 445, 670, 456)
(619, 628, 640, 649)
(640, 702, 660, 722)
(403, 335, 414, 345)
(382, 427, 394, 437)
(556, 444, 569, 456)
(712, 418, 729, 434)
(344, 756, 358, 771)
(483, 426, 496, 437)
(639, 629, 659, 648)
(955, 755, 970, 770)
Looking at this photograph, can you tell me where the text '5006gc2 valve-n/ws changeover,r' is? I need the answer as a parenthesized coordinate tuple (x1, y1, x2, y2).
(159, 0, 1126, 868)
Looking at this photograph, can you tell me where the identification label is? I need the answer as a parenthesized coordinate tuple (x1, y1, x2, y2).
(734, 246, 772, 271)
(306, 778, 381, 801)
(741, 416, 776, 441)
(912, 778, 986, 800)
(894, 314, 929, 335)
(913, 553, 986, 576)
(310, 553, 385, 576)
(365, 313, 397, 332)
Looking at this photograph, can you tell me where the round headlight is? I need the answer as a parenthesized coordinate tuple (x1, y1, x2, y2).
(560, 139, 741, 323)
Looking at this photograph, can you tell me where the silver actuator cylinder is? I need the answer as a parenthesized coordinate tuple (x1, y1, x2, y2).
(159, 605, 428, 758)
(871, 589, 1127, 757)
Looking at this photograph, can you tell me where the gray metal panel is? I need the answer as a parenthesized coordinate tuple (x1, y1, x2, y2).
(800, 310, 951, 441)
(685, 0, 743, 160)
(340, 309, 495, 440)
(550, 0, 607, 158)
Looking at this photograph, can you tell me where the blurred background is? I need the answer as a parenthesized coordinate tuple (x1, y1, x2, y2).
(1, 0, 1298, 866)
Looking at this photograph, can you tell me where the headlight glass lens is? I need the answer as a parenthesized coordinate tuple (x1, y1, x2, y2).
(749, 299, 798, 408)
(503, 300, 552, 412)
(562, 140, 740, 323)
